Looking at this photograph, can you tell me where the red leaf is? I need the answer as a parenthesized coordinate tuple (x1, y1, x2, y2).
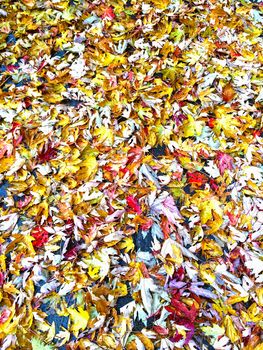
(127, 71, 134, 81)
(65, 219, 74, 236)
(0, 272, 4, 286)
(160, 216, 170, 239)
(127, 147, 143, 163)
(170, 330, 183, 343)
(102, 7, 115, 20)
(187, 171, 207, 186)
(209, 178, 219, 191)
(153, 325, 169, 336)
(64, 247, 78, 260)
(226, 211, 239, 226)
(31, 226, 49, 248)
(10, 122, 21, 133)
(207, 117, 215, 128)
(13, 135, 23, 147)
(126, 195, 142, 214)
(167, 299, 197, 323)
(172, 266, 185, 281)
(38, 145, 57, 163)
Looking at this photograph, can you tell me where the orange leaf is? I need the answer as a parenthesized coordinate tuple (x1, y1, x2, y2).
(222, 83, 235, 102)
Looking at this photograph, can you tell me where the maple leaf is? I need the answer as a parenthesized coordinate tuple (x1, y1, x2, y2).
(151, 193, 182, 224)
(22, 0, 35, 8)
(31, 338, 53, 350)
(67, 307, 90, 336)
(118, 236, 135, 253)
(222, 83, 236, 102)
(0, 156, 15, 174)
(202, 239, 223, 258)
(153, 325, 169, 335)
(199, 198, 223, 224)
(31, 226, 49, 248)
(191, 191, 223, 229)
(93, 126, 114, 146)
(216, 151, 234, 175)
(77, 155, 98, 182)
(214, 106, 240, 138)
(223, 316, 240, 343)
(187, 171, 208, 186)
(101, 7, 115, 20)
(0, 309, 11, 325)
(38, 145, 57, 163)
(126, 195, 142, 214)
(183, 115, 204, 137)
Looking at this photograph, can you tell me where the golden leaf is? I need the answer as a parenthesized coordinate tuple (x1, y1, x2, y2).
(202, 239, 223, 258)
(118, 237, 134, 253)
(223, 315, 239, 343)
(0, 156, 15, 174)
(93, 126, 114, 146)
(137, 334, 154, 350)
(199, 263, 216, 284)
(67, 307, 90, 336)
(98, 334, 117, 349)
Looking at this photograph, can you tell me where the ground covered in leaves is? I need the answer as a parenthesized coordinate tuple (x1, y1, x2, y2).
(0, 0, 262, 349)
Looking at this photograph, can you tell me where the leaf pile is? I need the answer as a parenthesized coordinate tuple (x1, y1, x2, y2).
(0, 0, 262, 349)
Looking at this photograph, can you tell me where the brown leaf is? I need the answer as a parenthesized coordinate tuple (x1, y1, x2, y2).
(222, 83, 236, 102)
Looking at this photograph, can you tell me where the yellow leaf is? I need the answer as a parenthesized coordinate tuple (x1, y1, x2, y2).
(94, 126, 114, 146)
(0, 305, 18, 335)
(223, 315, 239, 343)
(0, 255, 6, 271)
(137, 334, 154, 350)
(113, 282, 128, 297)
(3, 282, 20, 295)
(199, 263, 216, 284)
(126, 340, 137, 350)
(148, 130, 157, 147)
(227, 295, 249, 305)
(0, 156, 15, 174)
(43, 94, 63, 103)
(46, 321, 56, 343)
(62, 8, 75, 21)
(199, 87, 215, 101)
(202, 239, 223, 258)
(241, 49, 255, 61)
(214, 106, 240, 138)
(88, 265, 101, 280)
(98, 334, 117, 349)
(67, 307, 89, 336)
(27, 201, 49, 219)
(205, 212, 223, 234)
(118, 237, 134, 253)
(247, 303, 263, 322)
(77, 155, 98, 181)
(150, 0, 170, 10)
(22, 0, 35, 8)
(98, 52, 126, 66)
(256, 287, 263, 307)
(161, 238, 183, 269)
(164, 261, 175, 276)
(198, 198, 223, 225)
(183, 116, 204, 137)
